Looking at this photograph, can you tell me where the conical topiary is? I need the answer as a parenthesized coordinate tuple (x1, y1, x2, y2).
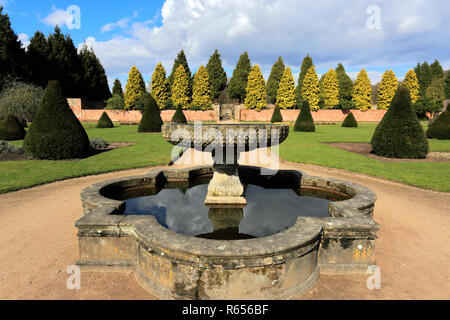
(294, 101, 316, 132)
(0, 115, 26, 141)
(96, 112, 114, 128)
(427, 110, 450, 139)
(342, 112, 358, 127)
(171, 105, 188, 124)
(371, 85, 429, 159)
(271, 105, 283, 123)
(138, 93, 163, 132)
(23, 80, 90, 160)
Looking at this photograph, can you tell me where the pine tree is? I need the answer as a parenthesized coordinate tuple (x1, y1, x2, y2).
(335, 63, 354, 103)
(138, 93, 163, 133)
(425, 78, 445, 109)
(172, 65, 190, 109)
(301, 66, 320, 111)
(112, 79, 124, 98)
(271, 105, 283, 123)
(151, 62, 170, 109)
(0, 115, 26, 141)
(266, 57, 285, 104)
(415, 62, 432, 98)
(445, 72, 450, 100)
(294, 101, 315, 132)
(96, 112, 114, 128)
(430, 60, 444, 80)
(377, 70, 398, 110)
(27, 31, 50, 88)
(79, 45, 111, 101)
(295, 55, 313, 107)
(206, 49, 227, 100)
(228, 52, 251, 103)
(275, 66, 296, 109)
(321, 68, 340, 109)
(168, 50, 192, 97)
(191, 65, 212, 110)
(352, 69, 372, 111)
(245, 65, 267, 111)
(404, 69, 420, 104)
(124, 66, 146, 110)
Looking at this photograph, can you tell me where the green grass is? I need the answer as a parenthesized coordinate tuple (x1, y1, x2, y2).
(1, 122, 449, 194)
(281, 123, 450, 192)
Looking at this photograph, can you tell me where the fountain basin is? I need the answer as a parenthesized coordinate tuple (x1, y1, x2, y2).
(76, 166, 378, 300)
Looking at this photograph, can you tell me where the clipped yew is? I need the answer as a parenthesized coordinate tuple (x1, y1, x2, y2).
(294, 101, 316, 132)
(427, 110, 450, 139)
(271, 105, 283, 123)
(138, 93, 163, 133)
(342, 112, 358, 127)
(171, 105, 187, 124)
(96, 112, 114, 128)
(0, 114, 26, 140)
(23, 80, 90, 160)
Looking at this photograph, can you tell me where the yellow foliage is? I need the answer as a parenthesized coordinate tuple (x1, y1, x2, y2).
(404, 69, 419, 104)
(245, 65, 267, 111)
(352, 69, 372, 111)
(377, 70, 398, 110)
(191, 65, 212, 110)
(322, 68, 339, 109)
(151, 62, 170, 109)
(301, 66, 320, 111)
(124, 66, 146, 110)
(171, 65, 190, 109)
(276, 67, 296, 109)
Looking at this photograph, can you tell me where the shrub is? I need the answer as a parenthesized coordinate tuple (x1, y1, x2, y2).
(138, 93, 163, 132)
(371, 85, 429, 159)
(23, 80, 90, 160)
(342, 112, 358, 127)
(0, 140, 25, 155)
(105, 94, 125, 110)
(412, 98, 440, 119)
(0, 115, 26, 140)
(0, 80, 44, 126)
(427, 110, 450, 140)
(171, 105, 187, 124)
(294, 101, 316, 132)
(96, 112, 114, 128)
(271, 105, 283, 123)
(89, 137, 108, 150)
(339, 99, 355, 111)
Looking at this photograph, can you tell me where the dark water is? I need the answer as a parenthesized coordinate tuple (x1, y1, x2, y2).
(118, 179, 349, 240)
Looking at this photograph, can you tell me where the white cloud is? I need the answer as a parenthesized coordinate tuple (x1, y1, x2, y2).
(43, 6, 73, 28)
(101, 11, 139, 33)
(18, 33, 29, 49)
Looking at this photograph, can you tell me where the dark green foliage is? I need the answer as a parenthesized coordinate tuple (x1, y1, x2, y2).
(206, 49, 227, 100)
(271, 105, 283, 123)
(371, 85, 429, 159)
(342, 112, 358, 127)
(23, 80, 90, 159)
(138, 93, 163, 132)
(171, 105, 187, 124)
(27, 31, 51, 88)
(295, 55, 313, 107)
(445, 71, 450, 99)
(168, 50, 193, 97)
(339, 99, 355, 111)
(105, 94, 125, 110)
(294, 101, 315, 132)
(412, 98, 440, 119)
(415, 62, 433, 98)
(79, 45, 111, 101)
(112, 79, 124, 98)
(227, 52, 251, 103)
(430, 60, 444, 80)
(96, 112, 114, 128)
(335, 63, 354, 104)
(266, 57, 285, 104)
(427, 110, 450, 139)
(0, 115, 26, 140)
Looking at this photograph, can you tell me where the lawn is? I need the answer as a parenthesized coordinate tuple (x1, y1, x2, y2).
(1, 122, 449, 194)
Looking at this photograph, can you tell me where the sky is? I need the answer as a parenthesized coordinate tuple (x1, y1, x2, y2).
(2, 0, 450, 89)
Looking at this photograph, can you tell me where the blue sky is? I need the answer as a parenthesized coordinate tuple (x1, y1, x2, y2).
(2, 0, 450, 88)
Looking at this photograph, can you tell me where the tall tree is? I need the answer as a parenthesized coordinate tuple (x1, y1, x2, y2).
(301, 66, 320, 111)
(151, 62, 170, 109)
(206, 49, 227, 100)
(415, 62, 432, 98)
(425, 78, 445, 109)
(171, 65, 190, 109)
(321, 68, 340, 109)
(79, 45, 111, 101)
(27, 31, 50, 88)
(112, 79, 124, 98)
(124, 66, 146, 110)
(228, 52, 251, 103)
(191, 65, 212, 110)
(168, 50, 192, 97)
(295, 54, 313, 107)
(404, 69, 420, 104)
(276, 66, 296, 109)
(352, 69, 372, 111)
(335, 63, 354, 103)
(266, 57, 285, 104)
(430, 59, 444, 80)
(445, 71, 450, 100)
(245, 65, 266, 111)
(377, 70, 398, 110)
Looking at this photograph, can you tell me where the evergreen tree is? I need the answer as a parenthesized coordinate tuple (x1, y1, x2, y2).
(124, 66, 146, 110)
(301, 66, 320, 111)
(427, 110, 450, 140)
(138, 93, 163, 133)
(415, 62, 432, 97)
(295, 55, 313, 107)
(171, 105, 188, 124)
(23, 80, 90, 160)
(79, 45, 111, 101)
(112, 79, 124, 98)
(321, 68, 340, 109)
(245, 65, 266, 111)
(430, 59, 444, 80)
(294, 101, 315, 132)
(206, 49, 227, 100)
(151, 62, 170, 109)
(352, 69, 372, 111)
(0, 114, 26, 141)
(96, 112, 114, 128)
(266, 57, 285, 104)
(191, 65, 212, 110)
(425, 78, 445, 109)
(27, 31, 50, 88)
(445, 72, 450, 100)
(404, 69, 420, 104)
(377, 70, 398, 110)
(228, 52, 251, 103)
(371, 85, 429, 159)
(335, 63, 354, 103)
(168, 50, 192, 97)
(171, 65, 190, 109)
(342, 112, 358, 127)
(275, 66, 296, 109)
(271, 105, 283, 123)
